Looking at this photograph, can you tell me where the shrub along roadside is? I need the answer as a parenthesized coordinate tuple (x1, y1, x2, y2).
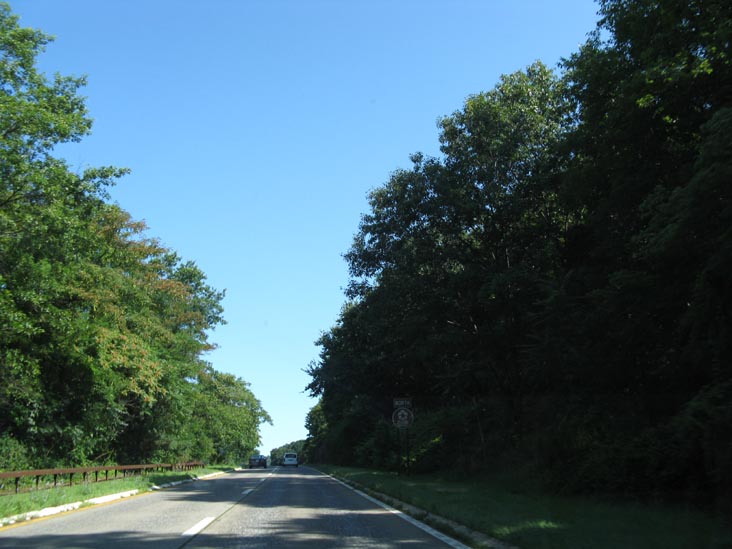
(0, 466, 231, 523)
(314, 464, 732, 549)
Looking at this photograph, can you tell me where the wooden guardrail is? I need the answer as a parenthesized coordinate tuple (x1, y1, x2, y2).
(0, 461, 205, 494)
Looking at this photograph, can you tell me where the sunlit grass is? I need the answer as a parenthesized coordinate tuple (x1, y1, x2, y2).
(493, 519, 565, 536)
(315, 464, 732, 549)
(0, 465, 230, 523)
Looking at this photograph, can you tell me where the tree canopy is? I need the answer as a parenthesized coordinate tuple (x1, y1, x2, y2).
(306, 0, 732, 505)
(0, 3, 269, 469)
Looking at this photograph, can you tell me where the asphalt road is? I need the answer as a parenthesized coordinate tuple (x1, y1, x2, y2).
(0, 466, 467, 548)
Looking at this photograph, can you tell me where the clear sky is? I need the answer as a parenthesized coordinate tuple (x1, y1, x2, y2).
(10, 0, 600, 456)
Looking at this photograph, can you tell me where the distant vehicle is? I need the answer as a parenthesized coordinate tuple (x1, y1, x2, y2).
(248, 454, 267, 468)
(282, 452, 298, 467)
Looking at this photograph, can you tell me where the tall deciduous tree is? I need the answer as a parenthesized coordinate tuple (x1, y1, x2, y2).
(309, 62, 569, 466)
(308, 0, 732, 504)
(0, 3, 269, 467)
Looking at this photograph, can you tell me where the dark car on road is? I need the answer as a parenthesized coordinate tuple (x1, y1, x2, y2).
(248, 454, 267, 468)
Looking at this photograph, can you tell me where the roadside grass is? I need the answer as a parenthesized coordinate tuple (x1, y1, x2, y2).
(0, 465, 232, 521)
(314, 464, 732, 549)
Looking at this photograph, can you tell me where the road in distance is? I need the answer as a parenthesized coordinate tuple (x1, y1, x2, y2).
(0, 466, 467, 548)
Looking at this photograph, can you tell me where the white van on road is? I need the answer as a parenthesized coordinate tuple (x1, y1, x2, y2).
(283, 452, 298, 467)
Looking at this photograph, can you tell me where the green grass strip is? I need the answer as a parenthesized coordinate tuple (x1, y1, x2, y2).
(314, 464, 732, 549)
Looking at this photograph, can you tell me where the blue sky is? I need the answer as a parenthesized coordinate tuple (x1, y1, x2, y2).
(11, 0, 600, 455)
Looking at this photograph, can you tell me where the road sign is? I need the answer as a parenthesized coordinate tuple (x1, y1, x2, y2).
(393, 397, 412, 409)
(392, 407, 414, 429)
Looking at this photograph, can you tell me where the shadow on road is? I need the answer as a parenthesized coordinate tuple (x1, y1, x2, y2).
(0, 467, 455, 548)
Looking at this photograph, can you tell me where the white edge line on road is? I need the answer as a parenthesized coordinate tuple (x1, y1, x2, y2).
(327, 475, 470, 549)
(1, 489, 140, 527)
(86, 489, 139, 505)
(182, 516, 216, 537)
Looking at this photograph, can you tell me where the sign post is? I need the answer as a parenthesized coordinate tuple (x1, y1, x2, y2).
(392, 397, 414, 475)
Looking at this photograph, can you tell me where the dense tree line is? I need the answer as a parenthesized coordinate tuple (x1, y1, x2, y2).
(269, 439, 306, 466)
(0, 4, 270, 469)
(306, 0, 731, 505)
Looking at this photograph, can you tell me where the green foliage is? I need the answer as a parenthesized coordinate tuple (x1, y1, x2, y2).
(302, 400, 328, 463)
(307, 0, 732, 507)
(191, 365, 272, 464)
(0, 434, 30, 471)
(269, 439, 305, 465)
(0, 3, 269, 469)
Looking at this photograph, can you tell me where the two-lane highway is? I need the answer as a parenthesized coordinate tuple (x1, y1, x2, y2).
(0, 467, 467, 548)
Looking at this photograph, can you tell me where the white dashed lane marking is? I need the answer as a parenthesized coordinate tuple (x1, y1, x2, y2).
(182, 516, 216, 537)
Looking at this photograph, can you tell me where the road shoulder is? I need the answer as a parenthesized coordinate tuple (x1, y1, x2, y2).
(316, 467, 515, 549)
(0, 470, 228, 528)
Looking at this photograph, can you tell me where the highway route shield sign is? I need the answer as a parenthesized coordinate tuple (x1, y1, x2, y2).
(392, 407, 414, 429)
